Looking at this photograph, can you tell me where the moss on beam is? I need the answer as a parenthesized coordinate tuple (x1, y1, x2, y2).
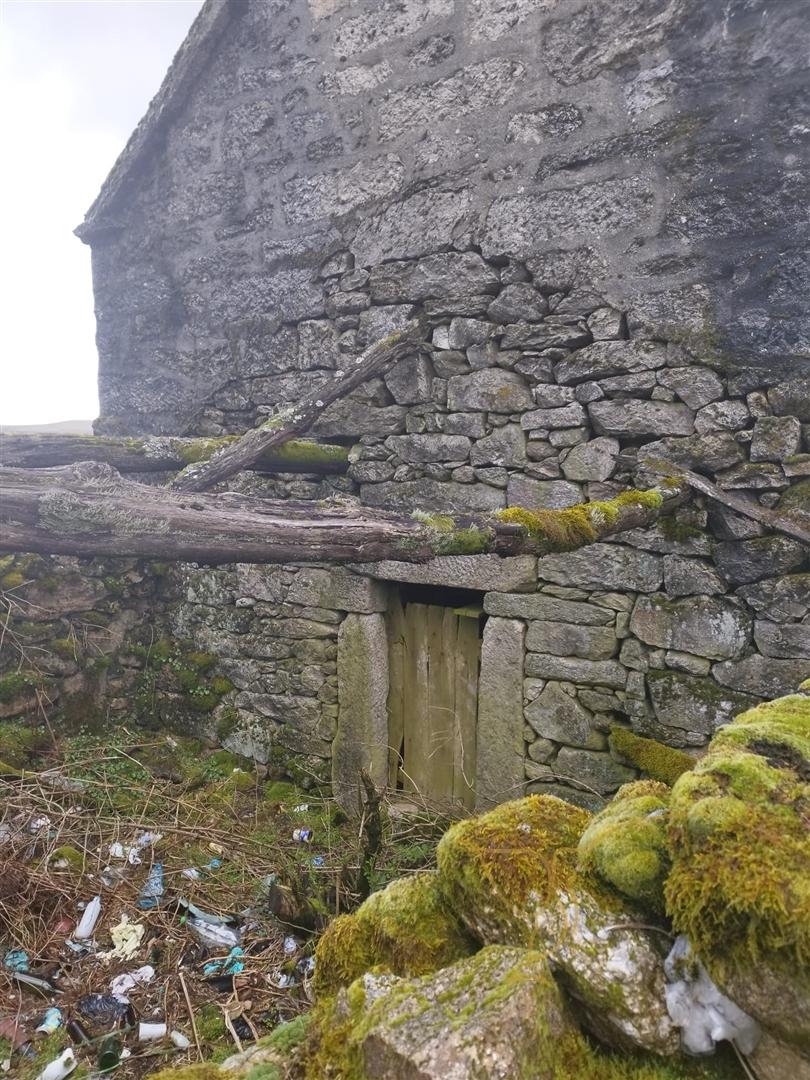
(177, 436, 348, 472)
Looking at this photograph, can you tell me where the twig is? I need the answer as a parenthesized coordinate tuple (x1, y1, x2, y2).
(178, 970, 202, 1062)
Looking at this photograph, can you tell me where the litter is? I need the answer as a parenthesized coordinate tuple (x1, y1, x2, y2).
(110, 965, 155, 1002)
(188, 917, 241, 949)
(98, 915, 145, 962)
(35, 1009, 63, 1035)
(137, 1021, 167, 1041)
(202, 946, 245, 976)
(76, 994, 134, 1029)
(137, 863, 164, 910)
(283, 936, 299, 956)
(35, 1048, 76, 1080)
(312, 855, 325, 868)
(12, 972, 62, 996)
(96, 1035, 121, 1073)
(180, 856, 222, 880)
(292, 828, 313, 843)
(3, 948, 29, 973)
(65, 1019, 91, 1045)
(169, 1030, 191, 1049)
(73, 896, 102, 940)
(178, 898, 239, 926)
(293, 804, 309, 813)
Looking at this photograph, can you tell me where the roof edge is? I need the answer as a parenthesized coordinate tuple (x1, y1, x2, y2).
(76, 0, 239, 244)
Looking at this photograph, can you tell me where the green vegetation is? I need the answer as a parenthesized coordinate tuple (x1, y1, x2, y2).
(665, 692, 810, 976)
(609, 728, 695, 785)
(578, 780, 672, 913)
(495, 490, 664, 551)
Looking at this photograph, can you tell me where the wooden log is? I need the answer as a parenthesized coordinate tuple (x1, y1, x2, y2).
(0, 461, 686, 566)
(169, 320, 426, 493)
(0, 432, 349, 475)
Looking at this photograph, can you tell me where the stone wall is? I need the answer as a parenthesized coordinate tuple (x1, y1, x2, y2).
(64, 0, 810, 805)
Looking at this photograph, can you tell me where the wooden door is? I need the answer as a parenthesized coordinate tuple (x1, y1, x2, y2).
(387, 597, 481, 809)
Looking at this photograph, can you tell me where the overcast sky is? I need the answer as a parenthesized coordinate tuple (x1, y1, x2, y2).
(0, 0, 204, 424)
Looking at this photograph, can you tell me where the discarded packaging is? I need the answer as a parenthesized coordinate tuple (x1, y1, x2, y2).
(3, 948, 29, 973)
(283, 936, 299, 956)
(169, 1030, 191, 1049)
(297, 956, 316, 978)
(137, 863, 164, 910)
(74, 896, 102, 940)
(35, 1048, 76, 1080)
(35, 1009, 63, 1035)
(292, 828, 313, 843)
(292, 804, 309, 813)
(188, 917, 241, 948)
(311, 855, 325, 868)
(12, 972, 62, 996)
(178, 898, 239, 926)
(138, 1021, 168, 1041)
(110, 964, 155, 1002)
(202, 946, 245, 976)
(99, 915, 145, 961)
(76, 993, 134, 1028)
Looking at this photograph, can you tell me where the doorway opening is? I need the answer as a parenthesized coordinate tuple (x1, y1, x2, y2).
(386, 584, 485, 810)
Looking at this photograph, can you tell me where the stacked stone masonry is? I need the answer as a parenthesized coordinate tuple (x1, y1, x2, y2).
(54, 0, 810, 805)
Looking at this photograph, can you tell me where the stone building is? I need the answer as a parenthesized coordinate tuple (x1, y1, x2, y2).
(67, 0, 809, 808)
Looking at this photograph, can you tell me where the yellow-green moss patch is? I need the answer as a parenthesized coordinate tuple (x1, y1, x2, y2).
(578, 780, 672, 914)
(609, 728, 694, 786)
(665, 692, 810, 976)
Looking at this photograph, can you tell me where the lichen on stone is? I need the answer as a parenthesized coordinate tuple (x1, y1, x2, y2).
(609, 728, 694, 786)
(665, 691, 810, 977)
(577, 780, 672, 913)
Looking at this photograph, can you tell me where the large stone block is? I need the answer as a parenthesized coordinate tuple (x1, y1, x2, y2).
(750, 415, 803, 462)
(553, 747, 635, 794)
(753, 620, 810, 659)
(282, 155, 405, 225)
(520, 403, 588, 429)
(483, 593, 614, 624)
(662, 555, 726, 598)
(359, 555, 537, 592)
(507, 474, 583, 509)
(447, 369, 533, 412)
(487, 283, 548, 323)
(638, 433, 745, 472)
(713, 654, 809, 698)
(537, 543, 663, 592)
(629, 595, 750, 660)
(524, 653, 627, 689)
(589, 400, 695, 438)
(286, 567, 388, 613)
(378, 57, 526, 140)
(352, 188, 473, 265)
(333, 614, 389, 810)
(314, 400, 407, 437)
(385, 433, 472, 462)
(714, 537, 807, 586)
(470, 424, 527, 467)
(656, 367, 724, 410)
(384, 354, 434, 405)
(768, 377, 810, 422)
(560, 437, 620, 481)
(370, 252, 498, 303)
(738, 574, 810, 621)
(524, 681, 604, 748)
(476, 618, 526, 808)
(333, 0, 454, 57)
(482, 177, 655, 257)
(647, 671, 759, 735)
(526, 621, 618, 660)
(555, 340, 667, 385)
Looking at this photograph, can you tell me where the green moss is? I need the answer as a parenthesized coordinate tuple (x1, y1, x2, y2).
(0, 671, 40, 703)
(436, 795, 619, 946)
(434, 525, 492, 555)
(195, 1004, 227, 1042)
(314, 872, 475, 996)
(0, 720, 47, 767)
(266, 439, 349, 470)
(215, 705, 240, 741)
(51, 637, 78, 660)
(494, 490, 664, 552)
(577, 780, 672, 914)
(244, 1066, 281, 1080)
(185, 651, 219, 672)
(665, 692, 810, 976)
(777, 477, 810, 513)
(0, 570, 25, 590)
(262, 1014, 311, 1054)
(609, 728, 694, 786)
(47, 845, 85, 873)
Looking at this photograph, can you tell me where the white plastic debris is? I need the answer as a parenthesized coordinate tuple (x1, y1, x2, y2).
(108, 842, 126, 859)
(110, 964, 155, 1002)
(73, 896, 102, 940)
(138, 1021, 168, 1042)
(170, 1030, 191, 1049)
(36, 1048, 76, 1080)
(664, 935, 761, 1056)
(187, 917, 240, 948)
(98, 916, 145, 962)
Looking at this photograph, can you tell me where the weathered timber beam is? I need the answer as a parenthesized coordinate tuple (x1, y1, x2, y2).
(0, 432, 349, 475)
(0, 462, 686, 566)
(644, 458, 810, 545)
(169, 320, 426, 493)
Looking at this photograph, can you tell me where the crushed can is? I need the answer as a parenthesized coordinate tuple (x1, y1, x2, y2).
(292, 828, 313, 843)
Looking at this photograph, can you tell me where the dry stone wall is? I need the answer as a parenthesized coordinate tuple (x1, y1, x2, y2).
(66, 0, 810, 804)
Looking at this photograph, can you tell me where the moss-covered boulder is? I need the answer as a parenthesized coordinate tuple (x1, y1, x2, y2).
(313, 872, 474, 996)
(436, 795, 679, 1054)
(305, 945, 582, 1080)
(578, 780, 671, 914)
(665, 692, 810, 1048)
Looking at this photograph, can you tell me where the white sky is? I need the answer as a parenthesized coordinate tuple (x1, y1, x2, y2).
(0, 0, 204, 424)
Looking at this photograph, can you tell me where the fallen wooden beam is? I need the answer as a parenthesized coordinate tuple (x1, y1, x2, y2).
(169, 320, 426, 493)
(0, 432, 349, 475)
(0, 462, 686, 566)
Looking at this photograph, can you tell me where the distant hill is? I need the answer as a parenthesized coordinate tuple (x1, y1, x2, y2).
(0, 420, 94, 435)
